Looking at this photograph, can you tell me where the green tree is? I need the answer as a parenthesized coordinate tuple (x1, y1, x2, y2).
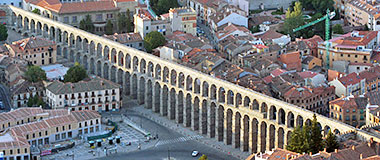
(64, 62, 88, 83)
(25, 65, 47, 83)
(150, 0, 179, 15)
(300, 0, 334, 13)
(79, 15, 95, 33)
(198, 154, 208, 160)
(27, 95, 45, 107)
(282, 2, 305, 37)
(126, 9, 133, 32)
(332, 24, 344, 34)
(32, 8, 41, 15)
(144, 31, 166, 53)
(324, 130, 339, 152)
(251, 25, 260, 33)
(0, 24, 7, 41)
(310, 114, 323, 154)
(286, 126, 308, 153)
(105, 20, 113, 35)
(117, 13, 127, 33)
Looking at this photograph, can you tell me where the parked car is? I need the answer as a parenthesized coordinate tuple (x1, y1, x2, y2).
(192, 150, 199, 157)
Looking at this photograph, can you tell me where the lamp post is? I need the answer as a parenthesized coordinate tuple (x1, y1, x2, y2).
(167, 147, 170, 160)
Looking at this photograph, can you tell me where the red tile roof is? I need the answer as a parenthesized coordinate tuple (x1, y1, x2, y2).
(279, 51, 302, 71)
(330, 31, 378, 47)
(27, 0, 119, 14)
(338, 72, 363, 87)
(297, 71, 318, 79)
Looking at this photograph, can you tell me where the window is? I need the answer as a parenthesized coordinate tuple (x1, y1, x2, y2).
(146, 26, 149, 30)
(345, 116, 350, 121)
(72, 16, 77, 23)
(64, 17, 69, 23)
(96, 14, 103, 21)
(107, 14, 113, 19)
(341, 54, 343, 57)
(346, 109, 350, 113)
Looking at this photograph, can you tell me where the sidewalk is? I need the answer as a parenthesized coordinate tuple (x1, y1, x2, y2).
(131, 106, 251, 160)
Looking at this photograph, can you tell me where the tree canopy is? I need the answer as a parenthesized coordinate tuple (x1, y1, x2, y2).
(25, 65, 47, 83)
(144, 31, 166, 53)
(27, 95, 45, 107)
(32, 8, 41, 15)
(150, 0, 179, 15)
(324, 130, 339, 152)
(198, 154, 208, 160)
(105, 20, 113, 35)
(79, 15, 95, 33)
(64, 62, 88, 83)
(300, 0, 334, 13)
(117, 11, 133, 33)
(332, 24, 344, 34)
(282, 2, 305, 38)
(0, 24, 7, 41)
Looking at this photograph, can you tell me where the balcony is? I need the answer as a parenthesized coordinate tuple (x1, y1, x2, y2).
(105, 92, 109, 96)
(112, 91, 116, 95)
(91, 94, 96, 97)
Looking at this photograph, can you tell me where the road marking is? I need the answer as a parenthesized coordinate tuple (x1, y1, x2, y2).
(155, 135, 203, 147)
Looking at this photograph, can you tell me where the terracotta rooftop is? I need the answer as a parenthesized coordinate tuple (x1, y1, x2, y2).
(9, 37, 55, 53)
(329, 95, 368, 110)
(338, 72, 364, 87)
(279, 51, 302, 71)
(329, 31, 378, 48)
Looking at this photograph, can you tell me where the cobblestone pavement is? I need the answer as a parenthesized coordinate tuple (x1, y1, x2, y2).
(130, 104, 251, 160)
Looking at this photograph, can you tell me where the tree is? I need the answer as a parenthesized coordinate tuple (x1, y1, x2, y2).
(105, 20, 113, 35)
(300, 0, 334, 13)
(32, 8, 41, 15)
(150, 0, 179, 15)
(0, 24, 7, 41)
(251, 25, 260, 33)
(126, 9, 133, 32)
(79, 15, 95, 33)
(332, 24, 344, 34)
(64, 62, 88, 83)
(310, 114, 323, 154)
(282, 2, 305, 37)
(25, 65, 47, 83)
(27, 95, 45, 107)
(286, 126, 308, 153)
(198, 154, 208, 160)
(324, 130, 339, 152)
(117, 13, 126, 33)
(144, 31, 166, 53)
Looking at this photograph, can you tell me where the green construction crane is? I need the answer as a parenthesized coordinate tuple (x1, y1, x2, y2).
(293, 9, 336, 68)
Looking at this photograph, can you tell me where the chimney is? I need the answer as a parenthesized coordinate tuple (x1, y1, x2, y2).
(352, 145, 355, 150)
(309, 152, 312, 156)
(323, 148, 327, 152)
(360, 153, 363, 159)
(286, 154, 290, 160)
(335, 149, 338, 153)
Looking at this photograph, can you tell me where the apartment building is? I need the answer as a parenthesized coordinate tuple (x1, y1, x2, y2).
(23, 0, 120, 34)
(0, 108, 101, 160)
(46, 76, 121, 111)
(318, 31, 378, 68)
(11, 81, 45, 108)
(329, 95, 367, 127)
(187, 0, 227, 25)
(103, 32, 144, 50)
(134, 8, 172, 38)
(329, 72, 366, 97)
(5, 37, 57, 66)
(345, 0, 380, 31)
(169, 7, 197, 36)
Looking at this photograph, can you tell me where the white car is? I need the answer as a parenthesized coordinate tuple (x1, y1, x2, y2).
(192, 150, 199, 157)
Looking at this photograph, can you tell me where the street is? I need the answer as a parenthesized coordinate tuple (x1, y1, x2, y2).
(99, 111, 238, 160)
(0, 83, 12, 111)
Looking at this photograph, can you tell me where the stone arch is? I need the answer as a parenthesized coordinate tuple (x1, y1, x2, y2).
(83, 38, 89, 53)
(57, 45, 62, 56)
(133, 56, 139, 72)
(287, 112, 295, 128)
(56, 28, 62, 43)
(235, 93, 242, 108)
(161, 85, 169, 116)
(138, 76, 146, 104)
(169, 88, 176, 120)
(261, 102, 268, 119)
(153, 82, 161, 113)
(201, 100, 208, 135)
(23, 16, 29, 31)
(210, 84, 217, 100)
(82, 55, 88, 70)
(146, 80, 153, 109)
(269, 105, 277, 120)
(148, 62, 154, 77)
(227, 90, 234, 105)
(235, 112, 241, 149)
(194, 78, 201, 94)
(186, 75, 193, 91)
(63, 31, 68, 45)
(49, 26, 55, 41)
(243, 115, 249, 152)
(324, 125, 331, 136)
(260, 122, 267, 153)
(155, 64, 161, 80)
(30, 19, 36, 33)
(251, 118, 259, 153)
(202, 81, 209, 97)
(217, 105, 224, 142)
(269, 124, 275, 150)
(75, 52, 81, 63)
(96, 43, 102, 58)
(117, 69, 123, 85)
(124, 72, 131, 95)
(287, 131, 292, 145)
(140, 59, 146, 74)
(103, 45, 110, 60)
(226, 109, 233, 145)
(193, 96, 200, 131)
(125, 53, 131, 69)
(185, 93, 192, 127)
(278, 127, 284, 149)
(278, 108, 285, 125)
(36, 21, 42, 35)
(209, 102, 216, 138)
(96, 60, 102, 77)
(170, 69, 177, 86)
(43, 23, 49, 38)
(243, 96, 250, 108)
(178, 72, 185, 88)
(296, 115, 303, 127)
(252, 99, 259, 110)
(118, 51, 124, 67)
(218, 87, 225, 103)
(89, 41, 95, 55)
(131, 74, 138, 99)
(69, 33, 74, 47)
(163, 67, 169, 83)
(75, 36, 82, 50)
(69, 49, 75, 62)
(334, 129, 340, 134)
(111, 48, 117, 63)
(305, 119, 312, 126)
(177, 91, 184, 124)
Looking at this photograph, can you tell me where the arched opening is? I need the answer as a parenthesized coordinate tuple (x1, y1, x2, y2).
(138, 76, 146, 104)
(252, 118, 258, 153)
(287, 112, 295, 128)
(177, 91, 184, 124)
(169, 88, 176, 120)
(218, 87, 225, 103)
(193, 97, 200, 131)
(153, 82, 161, 113)
(269, 124, 275, 150)
(178, 72, 185, 88)
(161, 85, 169, 116)
(226, 109, 233, 145)
(260, 122, 267, 153)
(194, 78, 201, 94)
(243, 115, 249, 151)
(210, 84, 217, 100)
(261, 102, 268, 118)
(163, 67, 169, 83)
(185, 94, 192, 127)
(210, 102, 216, 138)
(278, 108, 285, 125)
(170, 69, 177, 86)
(278, 127, 284, 149)
(218, 105, 224, 142)
(202, 81, 209, 97)
(201, 100, 208, 135)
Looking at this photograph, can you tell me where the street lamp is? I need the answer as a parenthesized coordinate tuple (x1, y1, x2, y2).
(167, 147, 170, 160)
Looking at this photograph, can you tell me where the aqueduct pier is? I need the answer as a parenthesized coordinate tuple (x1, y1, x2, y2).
(4, 5, 379, 154)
